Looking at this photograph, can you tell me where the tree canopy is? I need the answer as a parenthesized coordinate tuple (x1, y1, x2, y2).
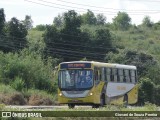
(142, 16, 153, 28)
(43, 10, 114, 61)
(0, 8, 5, 34)
(23, 15, 33, 30)
(113, 12, 131, 30)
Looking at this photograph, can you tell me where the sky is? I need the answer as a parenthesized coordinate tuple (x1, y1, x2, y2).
(1, 0, 160, 26)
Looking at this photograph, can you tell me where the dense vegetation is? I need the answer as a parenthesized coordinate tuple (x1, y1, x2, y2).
(0, 8, 160, 106)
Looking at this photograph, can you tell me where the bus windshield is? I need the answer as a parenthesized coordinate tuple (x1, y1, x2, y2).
(58, 69, 93, 90)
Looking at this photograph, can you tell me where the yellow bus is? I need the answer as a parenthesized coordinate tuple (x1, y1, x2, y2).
(58, 61, 138, 108)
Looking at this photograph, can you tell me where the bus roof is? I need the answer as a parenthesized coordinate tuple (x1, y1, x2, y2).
(60, 61, 137, 70)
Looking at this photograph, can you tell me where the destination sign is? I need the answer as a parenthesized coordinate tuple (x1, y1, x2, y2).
(60, 63, 91, 69)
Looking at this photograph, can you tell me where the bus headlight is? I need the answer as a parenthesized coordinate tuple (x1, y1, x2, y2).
(89, 92, 93, 96)
(59, 93, 62, 96)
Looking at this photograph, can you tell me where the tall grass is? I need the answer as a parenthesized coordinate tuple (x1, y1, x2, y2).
(0, 84, 16, 94)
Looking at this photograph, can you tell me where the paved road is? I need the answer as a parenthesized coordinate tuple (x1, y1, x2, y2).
(5, 105, 160, 111)
(5, 105, 91, 110)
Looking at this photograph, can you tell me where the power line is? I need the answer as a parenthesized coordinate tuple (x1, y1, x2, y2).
(1, 35, 160, 59)
(0, 34, 26, 40)
(0, 37, 108, 58)
(25, 0, 86, 13)
(45, 41, 116, 50)
(0, 40, 159, 62)
(123, 0, 160, 3)
(55, 0, 160, 12)
(1, 34, 116, 50)
(1, 38, 157, 59)
(49, 47, 106, 56)
(50, 50, 101, 59)
(24, 0, 160, 15)
(36, 0, 117, 13)
(45, 49, 104, 61)
(1, 34, 160, 61)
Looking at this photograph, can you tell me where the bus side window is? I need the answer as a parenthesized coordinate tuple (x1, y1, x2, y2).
(94, 68, 100, 85)
(106, 68, 111, 82)
(113, 68, 118, 82)
(110, 68, 114, 82)
(118, 69, 123, 82)
(131, 70, 136, 83)
(104, 67, 107, 81)
(94, 68, 98, 81)
(99, 68, 102, 81)
(123, 69, 127, 82)
(117, 69, 120, 82)
(129, 70, 132, 82)
(101, 67, 105, 81)
(124, 69, 130, 83)
(135, 71, 137, 82)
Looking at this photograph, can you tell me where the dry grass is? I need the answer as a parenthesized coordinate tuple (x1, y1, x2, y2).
(0, 84, 55, 105)
(0, 92, 26, 105)
(28, 94, 53, 105)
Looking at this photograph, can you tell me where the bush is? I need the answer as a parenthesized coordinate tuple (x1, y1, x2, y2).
(11, 76, 24, 91)
(0, 84, 16, 94)
(0, 51, 58, 93)
(154, 85, 160, 105)
(0, 104, 5, 110)
(138, 78, 155, 105)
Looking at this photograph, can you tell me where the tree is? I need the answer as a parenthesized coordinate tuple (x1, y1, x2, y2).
(153, 21, 160, 30)
(85, 28, 114, 61)
(81, 10, 97, 25)
(62, 10, 81, 31)
(58, 10, 84, 61)
(138, 78, 154, 105)
(113, 12, 131, 30)
(96, 14, 106, 25)
(154, 85, 160, 105)
(44, 10, 114, 61)
(7, 17, 28, 51)
(23, 15, 33, 30)
(53, 14, 63, 28)
(34, 24, 47, 31)
(0, 8, 7, 52)
(0, 8, 5, 34)
(43, 25, 61, 58)
(142, 16, 153, 28)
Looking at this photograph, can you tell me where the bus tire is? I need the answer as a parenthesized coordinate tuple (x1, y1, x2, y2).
(123, 94, 128, 108)
(68, 104, 75, 109)
(92, 104, 99, 108)
(100, 94, 105, 107)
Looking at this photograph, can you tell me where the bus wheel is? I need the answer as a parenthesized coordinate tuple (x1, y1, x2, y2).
(100, 94, 105, 107)
(68, 104, 75, 109)
(92, 104, 99, 108)
(123, 94, 128, 108)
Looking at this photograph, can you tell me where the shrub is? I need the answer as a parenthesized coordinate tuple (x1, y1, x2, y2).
(0, 51, 58, 93)
(0, 84, 16, 94)
(11, 76, 24, 91)
(138, 78, 154, 105)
